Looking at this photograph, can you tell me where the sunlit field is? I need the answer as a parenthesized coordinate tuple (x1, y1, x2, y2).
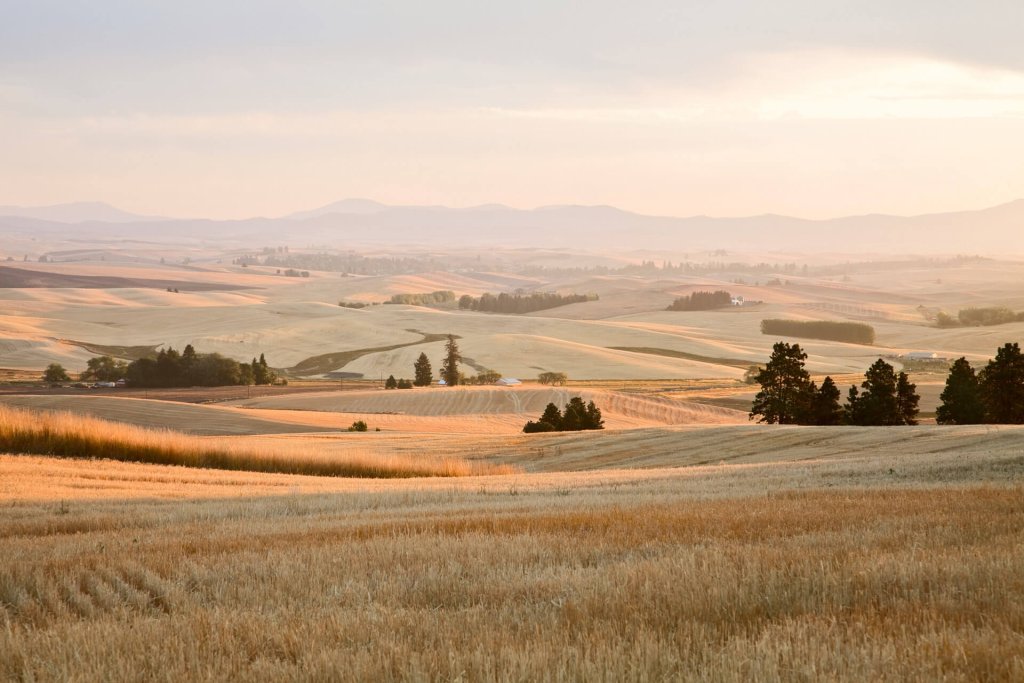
(0, 404, 512, 479)
(2, 430, 1022, 680)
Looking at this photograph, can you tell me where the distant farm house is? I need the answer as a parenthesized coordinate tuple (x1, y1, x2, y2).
(904, 351, 941, 360)
(495, 378, 522, 386)
(731, 295, 745, 306)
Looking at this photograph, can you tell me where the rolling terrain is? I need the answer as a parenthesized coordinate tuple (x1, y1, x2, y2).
(1, 255, 1022, 382)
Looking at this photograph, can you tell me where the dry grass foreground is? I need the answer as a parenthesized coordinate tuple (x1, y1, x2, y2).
(0, 405, 512, 479)
(0, 446, 1022, 681)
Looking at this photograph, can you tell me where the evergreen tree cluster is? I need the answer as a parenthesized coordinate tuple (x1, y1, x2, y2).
(458, 291, 597, 314)
(937, 343, 1024, 424)
(760, 319, 876, 345)
(666, 290, 732, 311)
(406, 337, 465, 387)
(384, 375, 414, 389)
(750, 342, 918, 426)
(96, 346, 279, 388)
(523, 398, 604, 433)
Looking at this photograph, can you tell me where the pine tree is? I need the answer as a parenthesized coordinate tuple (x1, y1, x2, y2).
(561, 397, 588, 431)
(539, 402, 563, 430)
(936, 357, 985, 424)
(749, 342, 813, 424)
(896, 371, 920, 425)
(846, 359, 903, 425)
(809, 376, 843, 425)
(844, 385, 860, 425)
(584, 400, 605, 430)
(413, 352, 433, 387)
(385, 374, 398, 390)
(440, 335, 461, 386)
(253, 353, 276, 385)
(979, 342, 1024, 423)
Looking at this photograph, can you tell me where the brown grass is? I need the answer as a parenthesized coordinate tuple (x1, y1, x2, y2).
(0, 404, 515, 478)
(0, 476, 1021, 681)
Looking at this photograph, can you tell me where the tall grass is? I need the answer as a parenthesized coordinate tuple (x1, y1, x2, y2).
(0, 405, 514, 478)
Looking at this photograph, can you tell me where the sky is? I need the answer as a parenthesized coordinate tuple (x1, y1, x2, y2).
(2, 1, 1024, 220)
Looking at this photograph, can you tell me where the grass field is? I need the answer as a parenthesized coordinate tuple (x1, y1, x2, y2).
(0, 404, 512, 478)
(1, 444, 1021, 680)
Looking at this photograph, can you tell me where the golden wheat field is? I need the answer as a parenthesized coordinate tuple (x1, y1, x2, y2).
(2, 411, 1024, 680)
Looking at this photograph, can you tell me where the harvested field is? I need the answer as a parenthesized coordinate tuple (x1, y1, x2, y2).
(0, 395, 326, 436)
(0, 445, 1021, 680)
(211, 423, 1024, 473)
(234, 386, 749, 429)
(0, 264, 250, 291)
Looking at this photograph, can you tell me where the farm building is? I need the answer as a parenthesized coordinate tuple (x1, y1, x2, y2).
(495, 378, 522, 386)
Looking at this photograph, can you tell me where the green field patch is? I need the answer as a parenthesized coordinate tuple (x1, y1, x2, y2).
(287, 331, 455, 376)
(62, 340, 161, 361)
(608, 347, 756, 369)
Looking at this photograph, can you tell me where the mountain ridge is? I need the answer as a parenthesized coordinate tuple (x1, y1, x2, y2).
(1, 199, 1021, 254)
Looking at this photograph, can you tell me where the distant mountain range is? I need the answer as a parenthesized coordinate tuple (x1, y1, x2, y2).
(0, 201, 166, 224)
(1, 199, 1022, 254)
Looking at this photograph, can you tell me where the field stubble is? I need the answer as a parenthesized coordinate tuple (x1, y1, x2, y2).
(1, 441, 1023, 681)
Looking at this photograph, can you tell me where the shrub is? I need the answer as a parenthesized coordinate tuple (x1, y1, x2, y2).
(42, 363, 70, 383)
(523, 398, 603, 433)
(348, 420, 368, 432)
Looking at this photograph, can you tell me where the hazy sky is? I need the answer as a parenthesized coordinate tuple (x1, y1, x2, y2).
(2, 1, 1024, 219)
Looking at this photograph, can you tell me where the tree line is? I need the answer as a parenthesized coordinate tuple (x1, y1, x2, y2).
(936, 344, 1024, 424)
(760, 319, 876, 345)
(936, 307, 1024, 328)
(751, 341, 1024, 426)
(750, 342, 918, 425)
(666, 290, 732, 311)
(54, 347, 280, 388)
(523, 398, 604, 433)
(390, 335, 463, 387)
(386, 291, 456, 306)
(458, 291, 598, 314)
